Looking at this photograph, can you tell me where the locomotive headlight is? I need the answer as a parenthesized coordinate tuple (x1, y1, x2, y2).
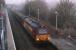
(48, 36, 50, 40)
(36, 38, 39, 41)
(48, 35, 51, 42)
(48, 35, 51, 40)
(36, 35, 40, 41)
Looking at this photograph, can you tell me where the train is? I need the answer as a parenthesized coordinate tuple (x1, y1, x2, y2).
(15, 13, 51, 42)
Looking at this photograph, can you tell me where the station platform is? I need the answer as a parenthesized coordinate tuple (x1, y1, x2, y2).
(0, 8, 16, 50)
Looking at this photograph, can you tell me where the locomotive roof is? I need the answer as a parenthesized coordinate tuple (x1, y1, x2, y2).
(24, 17, 48, 34)
(21, 16, 29, 19)
(25, 18, 41, 28)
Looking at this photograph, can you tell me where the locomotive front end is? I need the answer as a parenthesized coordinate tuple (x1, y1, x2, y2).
(36, 28, 51, 42)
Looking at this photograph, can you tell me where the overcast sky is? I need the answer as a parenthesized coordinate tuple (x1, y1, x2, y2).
(5, 0, 60, 5)
(5, 0, 76, 5)
(5, 0, 26, 5)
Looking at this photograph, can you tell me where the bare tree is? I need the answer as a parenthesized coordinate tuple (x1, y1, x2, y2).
(22, 0, 49, 20)
(49, 0, 76, 29)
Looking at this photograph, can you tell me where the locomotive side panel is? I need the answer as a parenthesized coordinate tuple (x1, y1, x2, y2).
(15, 16, 36, 38)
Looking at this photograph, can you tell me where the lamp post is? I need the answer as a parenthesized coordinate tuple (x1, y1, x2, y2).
(29, 7, 30, 16)
(55, 11, 61, 49)
(28, 0, 31, 16)
(55, 11, 58, 30)
(37, 8, 40, 21)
